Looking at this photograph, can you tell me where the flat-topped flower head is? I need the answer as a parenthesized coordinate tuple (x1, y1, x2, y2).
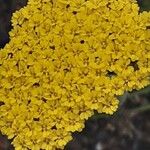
(0, 0, 150, 149)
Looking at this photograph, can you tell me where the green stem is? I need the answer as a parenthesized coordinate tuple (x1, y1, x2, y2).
(132, 104, 150, 113)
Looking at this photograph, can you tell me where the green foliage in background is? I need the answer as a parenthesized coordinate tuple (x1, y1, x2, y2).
(140, 0, 150, 11)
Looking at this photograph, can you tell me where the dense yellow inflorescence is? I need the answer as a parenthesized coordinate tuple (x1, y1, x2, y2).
(0, 0, 150, 149)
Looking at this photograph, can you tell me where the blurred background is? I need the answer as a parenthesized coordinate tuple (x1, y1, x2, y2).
(0, 0, 150, 150)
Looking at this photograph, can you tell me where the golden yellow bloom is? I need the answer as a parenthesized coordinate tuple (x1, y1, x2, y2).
(0, 0, 150, 149)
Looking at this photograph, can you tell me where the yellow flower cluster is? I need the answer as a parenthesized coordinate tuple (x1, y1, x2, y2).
(0, 0, 150, 149)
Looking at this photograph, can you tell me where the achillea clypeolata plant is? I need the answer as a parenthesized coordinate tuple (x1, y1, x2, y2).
(0, 0, 150, 149)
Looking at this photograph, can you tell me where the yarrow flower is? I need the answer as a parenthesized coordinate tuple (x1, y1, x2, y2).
(0, 0, 150, 149)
